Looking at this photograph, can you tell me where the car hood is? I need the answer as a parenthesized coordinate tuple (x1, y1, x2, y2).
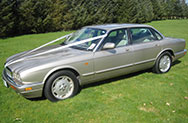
(5, 45, 88, 72)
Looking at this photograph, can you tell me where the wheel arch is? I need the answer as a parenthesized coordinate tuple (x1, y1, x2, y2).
(152, 48, 174, 73)
(156, 48, 175, 60)
(153, 48, 175, 66)
(42, 66, 81, 86)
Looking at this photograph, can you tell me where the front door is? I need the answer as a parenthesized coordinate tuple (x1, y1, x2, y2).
(93, 29, 134, 81)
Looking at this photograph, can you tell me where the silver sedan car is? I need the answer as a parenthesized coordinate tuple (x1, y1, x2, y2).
(2, 24, 187, 102)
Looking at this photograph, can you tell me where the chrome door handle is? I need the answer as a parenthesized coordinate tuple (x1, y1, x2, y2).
(125, 49, 130, 51)
(155, 44, 159, 46)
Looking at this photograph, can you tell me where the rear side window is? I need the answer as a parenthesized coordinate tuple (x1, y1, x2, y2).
(130, 28, 157, 44)
(150, 28, 163, 40)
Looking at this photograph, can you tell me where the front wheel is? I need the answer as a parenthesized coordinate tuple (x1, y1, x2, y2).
(153, 52, 172, 74)
(44, 70, 79, 102)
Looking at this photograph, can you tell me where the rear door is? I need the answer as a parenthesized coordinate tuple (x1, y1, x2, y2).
(129, 27, 162, 69)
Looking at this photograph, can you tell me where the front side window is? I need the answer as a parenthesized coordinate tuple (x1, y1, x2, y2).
(102, 29, 129, 48)
(130, 28, 157, 44)
(63, 28, 107, 51)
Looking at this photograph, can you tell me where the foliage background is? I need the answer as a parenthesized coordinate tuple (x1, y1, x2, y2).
(0, 0, 188, 37)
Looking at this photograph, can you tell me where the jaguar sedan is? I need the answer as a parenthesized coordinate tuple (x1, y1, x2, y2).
(2, 24, 187, 102)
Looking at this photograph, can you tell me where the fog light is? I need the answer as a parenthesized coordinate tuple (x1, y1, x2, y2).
(25, 87, 32, 91)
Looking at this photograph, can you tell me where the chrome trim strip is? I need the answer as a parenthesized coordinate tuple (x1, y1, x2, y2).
(20, 82, 44, 88)
(82, 58, 156, 76)
(96, 63, 133, 74)
(134, 58, 155, 65)
(174, 49, 187, 56)
(82, 72, 95, 77)
(96, 58, 155, 74)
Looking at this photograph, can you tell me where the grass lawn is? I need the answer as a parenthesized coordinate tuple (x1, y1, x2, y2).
(0, 20, 188, 123)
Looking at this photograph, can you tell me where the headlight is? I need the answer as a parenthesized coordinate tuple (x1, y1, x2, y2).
(13, 72, 21, 81)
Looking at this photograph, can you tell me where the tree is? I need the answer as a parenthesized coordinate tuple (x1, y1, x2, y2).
(0, 0, 16, 37)
(150, 0, 165, 20)
(18, 0, 53, 34)
(1, 0, 188, 37)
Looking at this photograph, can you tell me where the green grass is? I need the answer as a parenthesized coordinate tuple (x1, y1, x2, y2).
(0, 20, 188, 123)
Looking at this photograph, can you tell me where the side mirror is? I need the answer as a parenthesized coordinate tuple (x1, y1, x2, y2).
(102, 42, 115, 50)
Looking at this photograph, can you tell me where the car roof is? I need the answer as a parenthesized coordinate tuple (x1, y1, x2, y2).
(86, 23, 152, 31)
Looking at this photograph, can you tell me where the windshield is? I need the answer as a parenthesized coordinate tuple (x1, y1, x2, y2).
(63, 28, 107, 51)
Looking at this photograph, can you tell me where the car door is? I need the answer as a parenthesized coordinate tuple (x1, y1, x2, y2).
(129, 27, 162, 70)
(93, 29, 134, 81)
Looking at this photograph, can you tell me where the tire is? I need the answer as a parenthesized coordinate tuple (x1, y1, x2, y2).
(153, 52, 172, 74)
(44, 70, 79, 102)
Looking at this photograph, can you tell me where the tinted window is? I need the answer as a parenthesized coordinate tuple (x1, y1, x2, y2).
(103, 29, 129, 47)
(130, 28, 157, 44)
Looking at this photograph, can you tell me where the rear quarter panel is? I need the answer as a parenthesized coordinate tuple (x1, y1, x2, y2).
(160, 37, 185, 54)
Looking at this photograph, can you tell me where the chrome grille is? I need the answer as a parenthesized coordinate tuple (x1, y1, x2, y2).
(5, 67, 12, 78)
(4, 67, 17, 85)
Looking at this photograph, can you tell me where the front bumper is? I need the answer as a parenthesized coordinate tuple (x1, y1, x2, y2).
(2, 69, 43, 98)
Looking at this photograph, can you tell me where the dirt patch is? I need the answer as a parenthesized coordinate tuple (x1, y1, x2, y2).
(139, 106, 158, 113)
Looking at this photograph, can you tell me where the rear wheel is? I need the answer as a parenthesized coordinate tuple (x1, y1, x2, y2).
(153, 52, 172, 73)
(44, 70, 79, 102)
